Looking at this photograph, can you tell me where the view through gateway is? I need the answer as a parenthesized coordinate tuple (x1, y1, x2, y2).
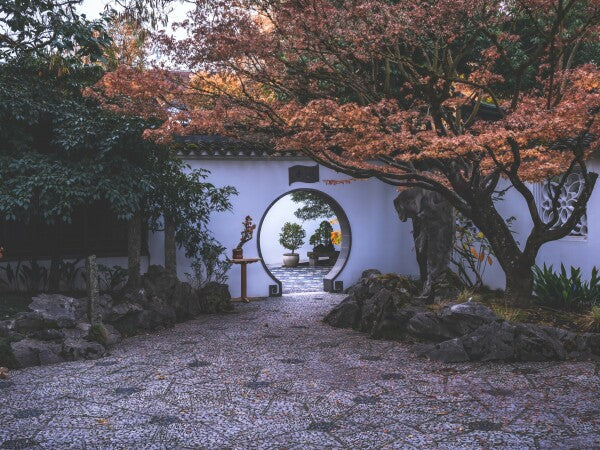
(258, 190, 347, 294)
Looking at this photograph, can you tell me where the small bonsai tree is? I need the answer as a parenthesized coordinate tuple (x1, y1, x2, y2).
(309, 221, 334, 251)
(279, 222, 306, 255)
(235, 216, 256, 250)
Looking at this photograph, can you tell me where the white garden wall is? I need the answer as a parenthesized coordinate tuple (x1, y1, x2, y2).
(4, 155, 599, 296)
(150, 157, 418, 298)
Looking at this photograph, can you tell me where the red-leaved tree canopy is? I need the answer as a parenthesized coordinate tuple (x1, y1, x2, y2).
(91, 0, 600, 305)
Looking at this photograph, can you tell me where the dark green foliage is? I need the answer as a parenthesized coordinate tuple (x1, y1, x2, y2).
(98, 265, 128, 292)
(532, 264, 600, 310)
(290, 191, 334, 221)
(0, 261, 47, 293)
(185, 241, 232, 288)
(0, 57, 155, 225)
(0, 0, 110, 62)
(58, 259, 84, 292)
(279, 222, 306, 254)
(0, 293, 31, 319)
(0, 261, 25, 292)
(309, 221, 334, 249)
(145, 154, 237, 261)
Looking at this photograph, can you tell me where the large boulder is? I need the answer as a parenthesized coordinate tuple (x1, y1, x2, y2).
(0, 321, 10, 338)
(326, 269, 600, 362)
(324, 271, 416, 339)
(407, 302, 499, 342)
(29, 294, 84, 328)
(12, 312, 47, 332)
(11, 339, 64, 367)
(142, 265, 201, 319)
(61, 338, 105, 361)
(513, 323, 567, 361)
(418, 321, 598, 362)
(323, 296, 361, 329)
(459, 321, 517, 361)
(415, 338, 470, 363)
(198, 282, 233, 314)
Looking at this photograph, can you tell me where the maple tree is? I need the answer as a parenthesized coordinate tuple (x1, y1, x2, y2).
(95, 0, 600, 305)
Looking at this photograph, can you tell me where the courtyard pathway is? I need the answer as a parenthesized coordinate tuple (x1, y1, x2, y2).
(0, 293, 599, 449)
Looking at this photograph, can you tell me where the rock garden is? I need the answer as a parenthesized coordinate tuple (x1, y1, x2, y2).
(0, 265, 231, 369)
(325, 270, 600, 363)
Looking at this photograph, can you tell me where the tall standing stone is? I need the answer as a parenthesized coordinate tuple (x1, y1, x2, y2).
(86, 255, 102, 326)
(394, 188, 455, 299)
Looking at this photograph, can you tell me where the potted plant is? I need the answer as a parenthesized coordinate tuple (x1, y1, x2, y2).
(233, 216, 256, 259)
(279, 222, 306, 267)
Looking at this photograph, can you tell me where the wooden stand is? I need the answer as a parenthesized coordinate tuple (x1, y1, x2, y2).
(230, 258, 261, 303)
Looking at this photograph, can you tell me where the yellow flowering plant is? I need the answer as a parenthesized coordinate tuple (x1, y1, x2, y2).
(330, 231, 342, 246)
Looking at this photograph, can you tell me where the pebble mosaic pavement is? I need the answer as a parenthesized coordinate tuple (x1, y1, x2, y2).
(267, 265, 332, 293)
(1, 293, 599, 449)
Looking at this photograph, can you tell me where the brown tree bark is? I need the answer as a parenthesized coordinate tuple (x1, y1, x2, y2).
(127, 211, 142, 288)
(164, 215, 177, 277)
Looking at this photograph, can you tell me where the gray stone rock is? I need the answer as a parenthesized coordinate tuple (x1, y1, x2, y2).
(361, 269, 382, 279)
(102, 324, 122, 346)
(323, 296, 360, 328)
(359, 288, 392, 333)
(420, 338, 470, 363)
(580, 333, 600, 356)
(11, 339, 64, 367)
(142, 265, 203, 319)
(407, 302, 498, 342)
(29, 294, 83, 328)
(513, 323, 566, 361)
(61, 338, 105, 361)
(108, 302, 144, 322)
(0, 321, 9, 338)
(29, 328, 65, 342)
(198, 282, 233, 314)
(147, 297, 177, 325)
(460, 321, 516, 361)
(12, 312, 46, 332)
(371, 300, 419, 340)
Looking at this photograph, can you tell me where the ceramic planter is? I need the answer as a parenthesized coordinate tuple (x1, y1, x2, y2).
(283, 253, 299, 267)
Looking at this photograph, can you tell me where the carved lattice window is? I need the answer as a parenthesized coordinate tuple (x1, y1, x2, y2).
(538, 172, 588, 237)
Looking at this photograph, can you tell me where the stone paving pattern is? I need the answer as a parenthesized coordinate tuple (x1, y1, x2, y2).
(267, 265, 332, 293)
(1, 293, 599, 449)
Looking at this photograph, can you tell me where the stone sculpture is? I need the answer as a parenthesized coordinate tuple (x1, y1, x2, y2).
(394, 188, 454, 299)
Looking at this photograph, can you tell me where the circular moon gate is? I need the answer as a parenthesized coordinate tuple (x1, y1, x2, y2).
(256, 188, 352, 296)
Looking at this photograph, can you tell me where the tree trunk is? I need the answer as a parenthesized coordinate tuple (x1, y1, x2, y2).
(503, 263, 534, 307)
(127, 211, 142, 289)
(164, 216, 177, 277)
(48, 225, 60, 292)
(471, 199, 536, 307)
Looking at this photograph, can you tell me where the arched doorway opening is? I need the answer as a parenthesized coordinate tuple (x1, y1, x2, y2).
(257, 189, 351, 295)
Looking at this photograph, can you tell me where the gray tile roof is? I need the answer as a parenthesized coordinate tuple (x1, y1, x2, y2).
(174, 135, 306, 159)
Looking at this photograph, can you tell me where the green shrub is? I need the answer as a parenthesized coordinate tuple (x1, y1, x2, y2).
(279, 222, 306, 254)
(309, 221, 334, 249)
(532, 264, 600, 310)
